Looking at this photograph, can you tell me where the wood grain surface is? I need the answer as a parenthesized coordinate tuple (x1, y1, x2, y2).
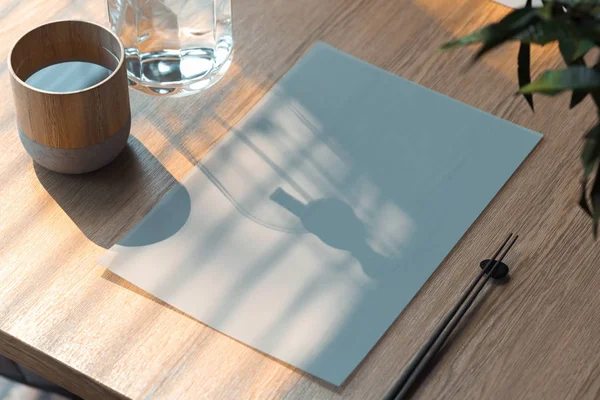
(1, 0, 599, 399)
(9, 20, 129, 149)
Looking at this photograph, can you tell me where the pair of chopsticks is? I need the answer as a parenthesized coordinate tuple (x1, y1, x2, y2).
(383, 233, 518, 400)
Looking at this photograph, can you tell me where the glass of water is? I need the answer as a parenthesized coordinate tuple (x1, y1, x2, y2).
(107, 0, 233, 96)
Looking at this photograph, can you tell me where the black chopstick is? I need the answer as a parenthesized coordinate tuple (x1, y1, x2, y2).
(384, 234, 518, 400)
(383, 233, 512, 399)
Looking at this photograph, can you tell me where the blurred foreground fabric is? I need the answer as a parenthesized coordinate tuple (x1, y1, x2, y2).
(0, 356, 80, 399)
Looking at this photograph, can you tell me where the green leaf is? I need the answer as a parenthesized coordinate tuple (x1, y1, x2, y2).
(582, 123, 600, 237)
(591, 168, 600, 238)
(517, 0, 535, 111)
(545, 0, 600, 5)
(543, 0, 600, 14)
(582, 124, 600, 178)
(520, 66, 600, 95)
(526, 0, 533, 10)
(513, 20, 592, 45)
(439, 29, 489, 50)
(518, 42, 534, 110)
(575, 40, 595, 60)
(580, 178, 593, 217)
(569, 57, 590, 109)
(559, 39, 595, 62)
(439, 7, 540, 51)
(476, 9, 550, 59)
(571, 91, 589, 108)
(590, 90, 600, 109)
(559, 45, 592, 108)
(577, 21, 600, 44)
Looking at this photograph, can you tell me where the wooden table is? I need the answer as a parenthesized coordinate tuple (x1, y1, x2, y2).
(1, 0, 600, 398)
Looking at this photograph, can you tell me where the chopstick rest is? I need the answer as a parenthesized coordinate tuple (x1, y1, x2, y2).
(480, 259, 510, 280)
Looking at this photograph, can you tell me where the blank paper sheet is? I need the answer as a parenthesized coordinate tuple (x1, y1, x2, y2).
(99, 42, 541, 385)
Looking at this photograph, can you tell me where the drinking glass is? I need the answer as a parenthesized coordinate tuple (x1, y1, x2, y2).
(107, 0, 233, 96)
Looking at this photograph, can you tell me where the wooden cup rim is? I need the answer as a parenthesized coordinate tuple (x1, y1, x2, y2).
(7, 19, 126, 96)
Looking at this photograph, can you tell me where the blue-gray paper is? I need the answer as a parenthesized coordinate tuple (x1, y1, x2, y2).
(99, 42, 541, 385)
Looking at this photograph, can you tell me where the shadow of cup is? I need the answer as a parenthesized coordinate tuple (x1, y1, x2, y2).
(34, 136, 191, 249)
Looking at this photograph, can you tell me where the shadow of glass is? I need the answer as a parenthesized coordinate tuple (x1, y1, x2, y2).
(270, 187, 393, 278)
(34, 136, 191, 249)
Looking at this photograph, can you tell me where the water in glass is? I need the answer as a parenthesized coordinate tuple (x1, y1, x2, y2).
(107, 0, 233, 96)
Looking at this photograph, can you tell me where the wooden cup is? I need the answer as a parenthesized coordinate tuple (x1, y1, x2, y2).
(8, 20, 131, 174)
